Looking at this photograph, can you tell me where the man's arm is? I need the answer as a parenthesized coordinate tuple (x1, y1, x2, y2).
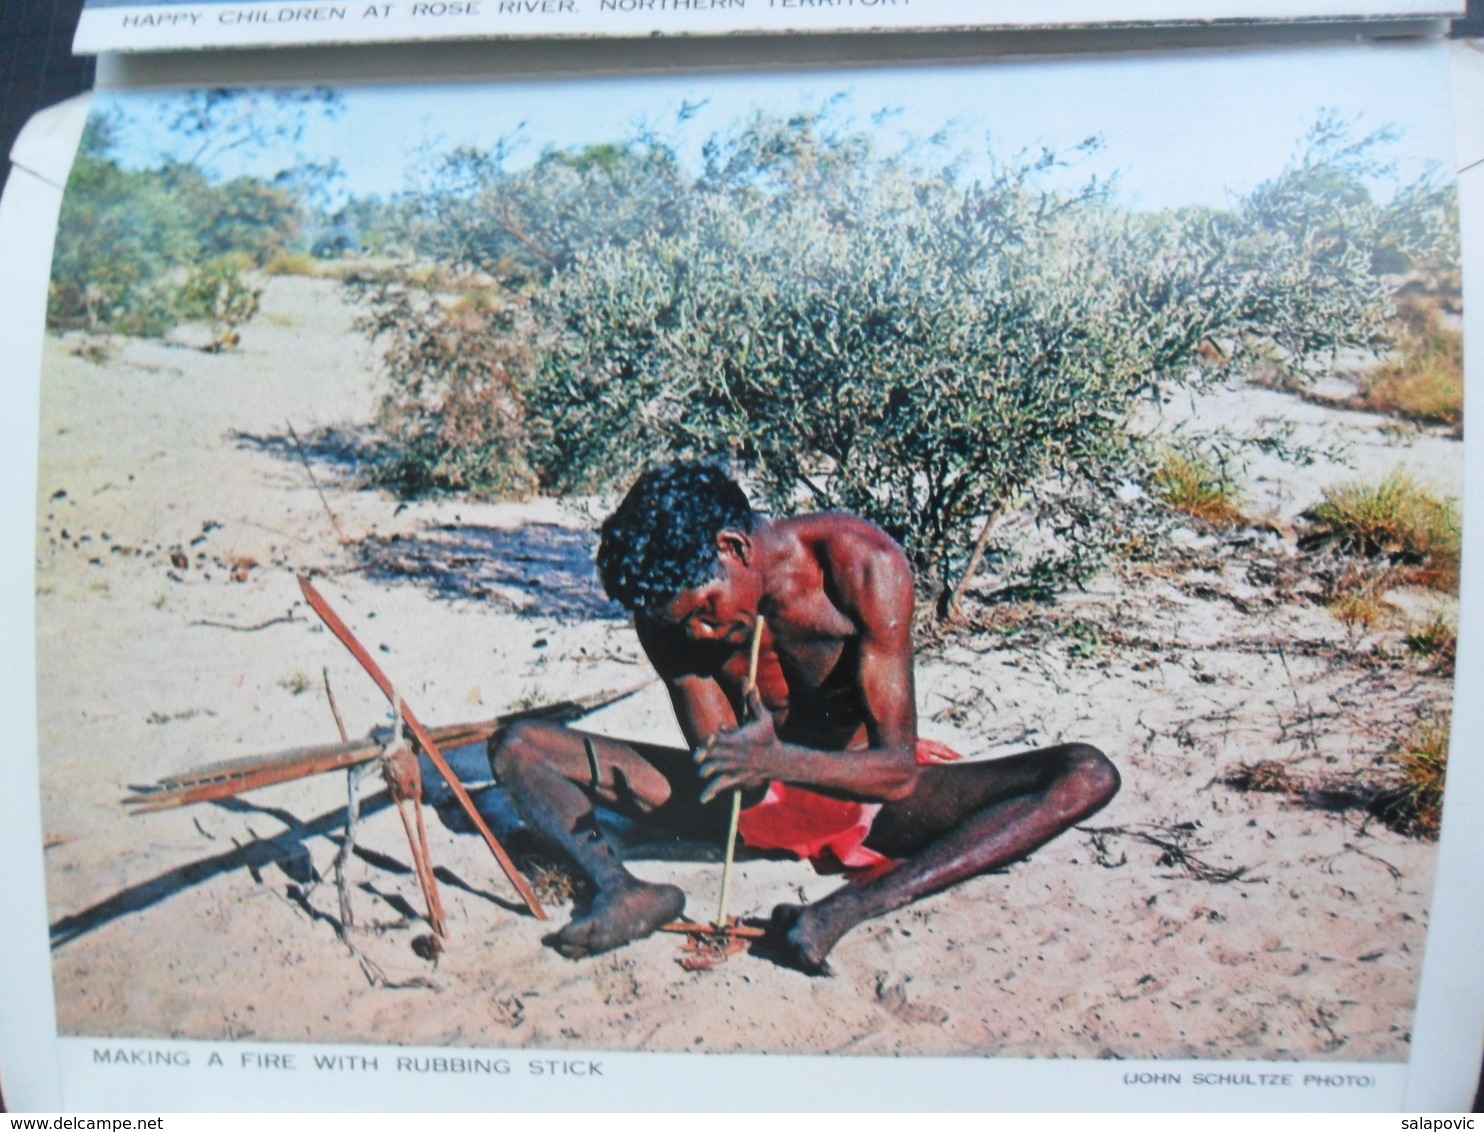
(698, 524, 922, 803)
(634, 617, 741, 750)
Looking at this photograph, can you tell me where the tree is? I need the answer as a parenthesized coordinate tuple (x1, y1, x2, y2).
(160, 87, 343, 172)
(397, 137, 693, 285)
(48, 92, 341, 343)
(49, 115, 196, 336)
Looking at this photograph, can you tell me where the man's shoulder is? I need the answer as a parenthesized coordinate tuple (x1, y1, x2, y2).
(783, 511, 908, 562)
(781, 512, 914, 609)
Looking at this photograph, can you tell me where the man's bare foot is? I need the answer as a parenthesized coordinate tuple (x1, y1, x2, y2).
(547, 880, 685, 959)
(767, 903, 845, 976)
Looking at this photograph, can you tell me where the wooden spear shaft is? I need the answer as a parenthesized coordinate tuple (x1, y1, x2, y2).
(715, 614, 765, 929)
(298, 575, 547, 921)
(129, 685, 648, 808)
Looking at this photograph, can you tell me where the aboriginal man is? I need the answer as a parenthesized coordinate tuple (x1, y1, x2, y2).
(490, 462, 1119, 973)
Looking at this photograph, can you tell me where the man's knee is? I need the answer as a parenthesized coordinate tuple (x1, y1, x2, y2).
(1060, 743, 1120, 809)
(489, 720, 554, 786)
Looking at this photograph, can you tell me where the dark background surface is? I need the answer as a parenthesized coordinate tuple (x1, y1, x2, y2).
(0, 0, 1482, 1114)
(2, 0, 93, 172)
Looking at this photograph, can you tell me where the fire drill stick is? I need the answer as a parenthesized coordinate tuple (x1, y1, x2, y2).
(715, 615, 765, 929)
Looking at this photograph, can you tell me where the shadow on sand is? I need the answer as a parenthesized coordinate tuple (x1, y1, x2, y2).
(53, 776, 730, 950)
(358, 522, 624, 620)
(235, 425, 623, 621)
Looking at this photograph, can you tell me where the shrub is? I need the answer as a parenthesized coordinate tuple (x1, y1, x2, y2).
(1405, 611, 1457, 674)
(265, 251, 322, 277)
(364, 109, 1455, 610)
(1327, 571, 1393, 632)
(529, 112, 1405, 601)
(357, 277, 537, 498)
(397, 138, 693, 287)
(1370, 716, 1450, 839)
(174, 253, 262, 350)
(1304, 473, 1460, 592)
(1225, 713, 1452, 841)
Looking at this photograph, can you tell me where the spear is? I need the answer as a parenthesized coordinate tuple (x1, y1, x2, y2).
(122, 686, 647, 813)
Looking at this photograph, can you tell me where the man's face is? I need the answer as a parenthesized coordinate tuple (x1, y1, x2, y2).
(656, 534, 761, 646)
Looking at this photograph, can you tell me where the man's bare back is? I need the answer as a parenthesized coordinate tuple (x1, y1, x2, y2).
(490, 463, 1119, 972)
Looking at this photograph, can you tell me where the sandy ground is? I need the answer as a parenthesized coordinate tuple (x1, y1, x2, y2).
(37, 276, 1458, 1059)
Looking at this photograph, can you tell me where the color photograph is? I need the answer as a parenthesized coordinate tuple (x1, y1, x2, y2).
(37, 44, 1462, 1060)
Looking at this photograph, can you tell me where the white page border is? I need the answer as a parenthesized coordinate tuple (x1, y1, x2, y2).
(73, 0, 1465, 56)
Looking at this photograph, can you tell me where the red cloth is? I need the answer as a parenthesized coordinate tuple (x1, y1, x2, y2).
(735, 738, 962, 873)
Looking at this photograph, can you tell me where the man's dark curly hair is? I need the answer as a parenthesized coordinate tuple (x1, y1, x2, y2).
(597, 462, 756, 615)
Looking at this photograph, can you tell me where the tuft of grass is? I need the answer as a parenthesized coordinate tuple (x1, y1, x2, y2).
(1224, 759, 1306, 796)
(1370, 717, 1450, 840)
(1328, 583, 1390, 632)
(1405, 611, 1457, 674)
(71, 335, 113, 364)
(1362, 314, 1462, 430)
(1223, 759, 1373, 815)
(264, 251, 323, 278)
(1058, 618, 1103, 660)
(1226, 714, 1452, 840)
(278, 668, 313, 696)
(1153, 452, 1246, 527)
(1304, 473, 1460, 593)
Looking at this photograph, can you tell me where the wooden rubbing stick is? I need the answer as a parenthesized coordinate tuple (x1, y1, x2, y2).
(660, 921, 766, 940)
(297, 575, 547, 921)
(715, 614, 766, 930)
(383, 694, 448, 942)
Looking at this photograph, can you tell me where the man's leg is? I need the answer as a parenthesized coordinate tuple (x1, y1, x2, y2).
(774, 743, 1118, 973)
(490, 721, 690, 957)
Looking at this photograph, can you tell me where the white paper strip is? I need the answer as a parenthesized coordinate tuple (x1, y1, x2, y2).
(74, 0, 1464, 55)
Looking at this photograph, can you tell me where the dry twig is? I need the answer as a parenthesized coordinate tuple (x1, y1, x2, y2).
(1078, 822, 1257, 884)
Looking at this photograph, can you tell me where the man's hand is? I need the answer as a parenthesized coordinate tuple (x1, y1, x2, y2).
(695, 689, 780, 804)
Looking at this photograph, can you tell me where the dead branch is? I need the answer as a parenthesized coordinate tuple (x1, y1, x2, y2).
(1078, 822, 1257, 884)
(189, 612, 302, 632)
(286, 419, 350, 546)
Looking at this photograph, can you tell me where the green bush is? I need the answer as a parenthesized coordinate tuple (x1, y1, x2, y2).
(398, 138, 693, 286)
(526, 112, 1419, 599)
(175, 253, 262, 350)
(362, 108, 1458, 608)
